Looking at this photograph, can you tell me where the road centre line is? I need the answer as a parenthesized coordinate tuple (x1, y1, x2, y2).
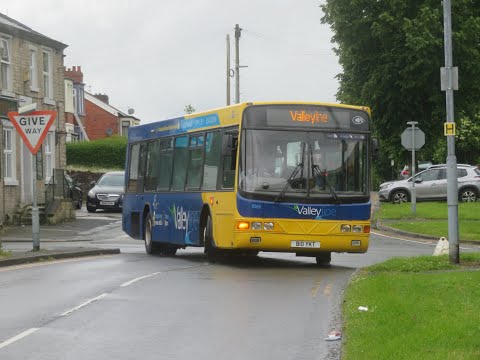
(61, 293, 107, 316)
(0, 328, 39, 350)
(120, 272, 161, 287)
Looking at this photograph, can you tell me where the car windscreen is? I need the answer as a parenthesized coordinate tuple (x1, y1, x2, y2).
(97, 174, 125, 187)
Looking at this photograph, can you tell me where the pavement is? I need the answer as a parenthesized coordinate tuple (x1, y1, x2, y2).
(0, 211, 123, 267)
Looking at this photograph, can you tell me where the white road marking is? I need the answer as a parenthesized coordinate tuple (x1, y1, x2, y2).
(120, 272, 161, 287)
(371, 230, 475, 250)
(0, 328, 39, 350)
(61, 293, 107, 316)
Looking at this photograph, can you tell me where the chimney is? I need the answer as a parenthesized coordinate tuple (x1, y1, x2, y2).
(64, 65, 84, 84)
(94, 93, 109, 104)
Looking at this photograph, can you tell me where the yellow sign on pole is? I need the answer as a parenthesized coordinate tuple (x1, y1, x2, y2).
(444, 122, 455, 136)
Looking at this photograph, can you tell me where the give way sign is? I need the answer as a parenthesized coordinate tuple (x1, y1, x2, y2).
(7, 110, 57, 154)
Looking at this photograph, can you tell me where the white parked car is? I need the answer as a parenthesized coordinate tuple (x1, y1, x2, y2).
(379, 164, 480, 204)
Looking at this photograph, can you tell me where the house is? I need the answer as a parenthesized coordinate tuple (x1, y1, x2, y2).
(64, 66, 88, 141)
(0, 13, 68, 226)
(64, 65, 140, 141)
(84, 92, 140, 140)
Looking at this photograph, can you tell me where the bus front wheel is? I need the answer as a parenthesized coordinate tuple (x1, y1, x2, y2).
(144, 213, 158, 255)
(316, 253, 331, 266)
(204, 215, 219, 262)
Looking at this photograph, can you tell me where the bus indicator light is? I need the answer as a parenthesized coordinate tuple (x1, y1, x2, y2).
(236, 221, 250, 230)
(363, 225, 371, 233)
(209, 197, 214, 205)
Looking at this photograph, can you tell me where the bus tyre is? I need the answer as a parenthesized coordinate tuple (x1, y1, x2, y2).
(204, 216, 218, 263)
(144, 213, 158, 255)
(316, 253, 331, 266)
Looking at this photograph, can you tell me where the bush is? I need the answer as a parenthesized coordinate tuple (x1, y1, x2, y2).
(66, 136, 127, 169)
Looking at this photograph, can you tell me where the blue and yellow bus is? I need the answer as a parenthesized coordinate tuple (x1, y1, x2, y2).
(122, 101, 376, 264)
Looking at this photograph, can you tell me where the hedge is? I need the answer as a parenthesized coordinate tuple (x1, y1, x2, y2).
(66, 136, 127, 169)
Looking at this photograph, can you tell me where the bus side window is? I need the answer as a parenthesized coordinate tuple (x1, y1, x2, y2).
(186, 134, 204, 189)
(127, 143, 140, 193)
(202, 131, 221, 190)
(137, 143, 147, 193)
(172, 136, 189, 190)
(145, 140, 160, 192)
(222, 129, 238, 189)
(158, 138, 173, 190)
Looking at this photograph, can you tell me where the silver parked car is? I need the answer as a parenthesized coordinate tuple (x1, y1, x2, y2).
(379, 164, 480, 204)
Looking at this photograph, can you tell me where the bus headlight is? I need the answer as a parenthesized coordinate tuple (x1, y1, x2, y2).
(340, 224, 351, 232)
(352, 225, 363, 233)
(251, 222, 262, 230)
(263, 222, 274, 230)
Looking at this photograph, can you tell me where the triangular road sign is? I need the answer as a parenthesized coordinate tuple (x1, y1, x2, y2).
(7, 110, 57, 154)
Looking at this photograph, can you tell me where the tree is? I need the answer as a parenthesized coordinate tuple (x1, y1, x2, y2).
(184, 104, 196, 114)
(321, 0, 480, 182)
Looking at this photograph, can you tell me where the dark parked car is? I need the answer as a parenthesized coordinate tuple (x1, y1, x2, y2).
(65, 174, 83, 209)
(86, 171, 125, 213)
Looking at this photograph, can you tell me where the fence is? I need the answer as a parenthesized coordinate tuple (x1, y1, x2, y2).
(44, 169, 69, 211)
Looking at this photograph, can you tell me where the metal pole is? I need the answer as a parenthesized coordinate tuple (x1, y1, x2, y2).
(235, 24, 241, 104)
(408, 121, 417, 215)
(226, 34, 231, 106)
(31, 152, 40, 251)
(443, 0, 459, 264)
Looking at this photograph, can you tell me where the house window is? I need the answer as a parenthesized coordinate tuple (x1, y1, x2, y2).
(43, 51, 52, 98)
(0, 37, 12, 91)
(122, 121, 130, 137)
(29, 48, 38, 90)
(3, 126, 16, 183)
(44, 132, 54, 180)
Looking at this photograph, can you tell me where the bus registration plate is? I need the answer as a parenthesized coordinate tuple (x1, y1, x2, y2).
(291, 241, 320, 248)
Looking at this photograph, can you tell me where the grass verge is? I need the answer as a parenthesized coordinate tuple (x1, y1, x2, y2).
(343, 254, 480, 360)
(0, 248, 12, 258)
(376, 202, 480, 241)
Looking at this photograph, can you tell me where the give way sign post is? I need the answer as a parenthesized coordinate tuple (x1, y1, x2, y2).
(7, 110, 57, 154)
(7, 110, 57, 251)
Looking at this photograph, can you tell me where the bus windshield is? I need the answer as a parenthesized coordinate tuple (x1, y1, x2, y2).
(239, 129, 368, 200)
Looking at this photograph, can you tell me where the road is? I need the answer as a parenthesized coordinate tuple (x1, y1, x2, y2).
(0, 208, 471, 360)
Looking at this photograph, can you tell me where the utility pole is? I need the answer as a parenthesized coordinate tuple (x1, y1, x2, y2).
(226, 34, 231, 106)
(442, 0, 459, 264)
(235, 24, 241, 104)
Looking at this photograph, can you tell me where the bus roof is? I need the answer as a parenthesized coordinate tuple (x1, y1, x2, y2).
(127, 101, 371, 143)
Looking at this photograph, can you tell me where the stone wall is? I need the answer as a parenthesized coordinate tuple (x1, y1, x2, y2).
(68, 170, 104, 198)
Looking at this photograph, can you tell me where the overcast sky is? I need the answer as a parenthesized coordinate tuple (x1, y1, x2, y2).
(1, 0, 341, 124)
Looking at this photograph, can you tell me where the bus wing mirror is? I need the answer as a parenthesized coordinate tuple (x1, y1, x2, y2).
(371, 138, 379, 160)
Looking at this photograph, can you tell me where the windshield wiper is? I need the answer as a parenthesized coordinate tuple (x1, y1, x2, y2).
(274, 161, 304, 202)
(310, 148, 340, 204)
(275, 142, 306, 203)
